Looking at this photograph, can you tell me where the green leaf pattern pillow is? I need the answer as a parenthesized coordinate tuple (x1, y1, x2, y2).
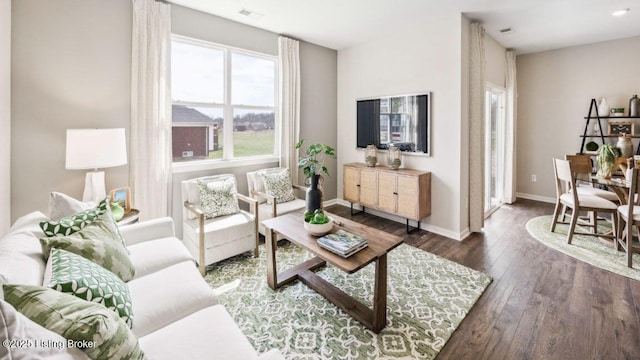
(47, 248, 134, 328)
(40, 211, 136, 282)
(3, 284, 146, 360)
(40, 198, 108, 237)
(197, 178, 240, 218)
(261, 169, 296, 204)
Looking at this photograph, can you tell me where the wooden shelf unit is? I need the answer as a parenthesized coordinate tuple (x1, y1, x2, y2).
(343, 163, 431, 232)
(579, 99, 640, 155)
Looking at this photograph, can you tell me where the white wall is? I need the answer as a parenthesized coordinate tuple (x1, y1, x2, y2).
(337, 13, 467, 239)
(11, 0, 131, 221)
(1, 0, 10, 234)
(517, 36, 640, 201)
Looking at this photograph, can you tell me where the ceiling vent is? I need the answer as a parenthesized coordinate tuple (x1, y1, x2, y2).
(500, 27, 512, 33)
(239, 8, 264, 19)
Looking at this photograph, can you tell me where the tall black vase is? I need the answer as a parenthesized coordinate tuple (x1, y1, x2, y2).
(306, 174, 322, 212)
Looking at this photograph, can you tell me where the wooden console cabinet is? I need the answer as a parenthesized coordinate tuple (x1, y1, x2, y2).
(343, 163, 431, 232)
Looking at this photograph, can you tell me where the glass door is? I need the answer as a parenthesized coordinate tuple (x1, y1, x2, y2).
(484, 85, 506, 217)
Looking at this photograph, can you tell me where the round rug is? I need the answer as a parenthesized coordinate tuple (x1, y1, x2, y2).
(526, 215, 640, 280)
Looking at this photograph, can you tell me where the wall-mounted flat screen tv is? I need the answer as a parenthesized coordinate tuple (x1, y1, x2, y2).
(357, 92, 430, 154)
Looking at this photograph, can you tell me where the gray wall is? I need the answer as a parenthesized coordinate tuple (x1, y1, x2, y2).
(10, 1, 338, 234)
(11, 0, 131, 221)
(1, 0, 10, 234)
(516, 35, 640, 201)
(171, 5, 337, 237)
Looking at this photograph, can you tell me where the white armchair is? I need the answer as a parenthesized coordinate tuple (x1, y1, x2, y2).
(246, 168, 306, 235)
(182, 175, 259, 275)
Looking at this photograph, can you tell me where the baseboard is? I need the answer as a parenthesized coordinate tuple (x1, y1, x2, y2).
(323, 198, 338, 207)
(516, 192, 556, 204)
(334, 199, 467, 241)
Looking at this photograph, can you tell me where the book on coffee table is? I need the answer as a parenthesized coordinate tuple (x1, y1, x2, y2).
(317, 230, 368, 258)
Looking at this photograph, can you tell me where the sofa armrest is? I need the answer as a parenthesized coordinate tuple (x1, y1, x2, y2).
(258, 349, 286, 360)
(120, 217, 176, 247)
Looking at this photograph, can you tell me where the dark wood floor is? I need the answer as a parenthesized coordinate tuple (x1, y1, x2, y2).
(325, 199, 640, 360)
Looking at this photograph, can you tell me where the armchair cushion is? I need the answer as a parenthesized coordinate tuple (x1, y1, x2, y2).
(198, 178, 240, 219)
(260, 168, 296, 204)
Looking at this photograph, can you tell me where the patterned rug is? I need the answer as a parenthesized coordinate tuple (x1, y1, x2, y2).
(526, 215, 640, 280)
(205, 242, 492, 359)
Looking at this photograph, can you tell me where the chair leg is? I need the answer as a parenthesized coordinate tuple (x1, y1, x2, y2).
(551, 201, 562, 232)
(592, 211, 598, 234)
(627, 221, 634, 268)
(566, 208, 578, 244)
(254, 232, 259, 258)
(560, 205, 567, 222)
(615, 214, 622, 251)
(611, 212, 617, 247)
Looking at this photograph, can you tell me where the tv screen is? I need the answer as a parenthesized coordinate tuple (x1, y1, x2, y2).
(356, 93, 430, 154)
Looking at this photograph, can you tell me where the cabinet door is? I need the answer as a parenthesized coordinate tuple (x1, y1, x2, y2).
(343, 166, 360, 203)
(359, 169, 378, 207)
(377, 172, 396, 213)
(397, 175, 419, 219)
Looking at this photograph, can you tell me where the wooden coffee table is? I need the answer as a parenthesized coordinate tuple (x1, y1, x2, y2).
(262, 211, 403, 333)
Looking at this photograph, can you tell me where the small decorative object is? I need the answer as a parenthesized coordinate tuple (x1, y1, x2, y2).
(303, 208, 333, 236)
(388, 145, 401, 170)
(598, 97, 610, 116)
(296, 139, 337, 213)
(610, 107, 625, 116)
(365, 144, 377, 167)
(109, 187, 131, 213)
(585, 141, 599, 152)
(617, 134, 633, 158)
(597, 144, 619, 179)
(608, 121, 634, 135)
(626, 158, 634, 182)
(629, 95, 640, 117)
(110, 202, 125, 221)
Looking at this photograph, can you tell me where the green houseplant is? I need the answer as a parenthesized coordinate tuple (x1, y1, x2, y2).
(295, 139, 336, 213)
(596, 144, 619, 179)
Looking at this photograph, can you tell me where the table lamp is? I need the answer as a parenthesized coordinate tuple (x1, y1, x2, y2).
(65, 128, 128, 203)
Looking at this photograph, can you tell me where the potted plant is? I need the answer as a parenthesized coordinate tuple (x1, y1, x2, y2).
(597, 144, 619, 179)
(295, 139, 336, 212)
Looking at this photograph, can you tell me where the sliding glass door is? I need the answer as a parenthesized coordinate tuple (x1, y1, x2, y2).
(484, 85, 506, 216)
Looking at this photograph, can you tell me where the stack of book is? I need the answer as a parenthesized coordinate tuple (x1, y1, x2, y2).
(317, 230, 368, 258)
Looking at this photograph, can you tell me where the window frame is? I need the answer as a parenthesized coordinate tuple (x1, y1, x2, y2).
(170, 34, 280, 172)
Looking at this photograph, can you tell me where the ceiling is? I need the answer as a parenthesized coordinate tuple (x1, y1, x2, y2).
(169, 0, 640, 54)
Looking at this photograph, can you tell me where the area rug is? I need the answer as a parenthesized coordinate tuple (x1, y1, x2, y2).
(205, 242, 492, 359)
(526, 215, 640, 280)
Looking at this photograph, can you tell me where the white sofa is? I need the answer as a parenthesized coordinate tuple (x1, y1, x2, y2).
(0, 211, 284, 360)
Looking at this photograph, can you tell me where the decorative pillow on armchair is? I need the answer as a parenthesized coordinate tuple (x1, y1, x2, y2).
(3, 284, 145, 360)
(45, 248, 134, 328)
(40, 211, 135, 282)
(197, 178, 240, 219)
(260, 169, 296, 204)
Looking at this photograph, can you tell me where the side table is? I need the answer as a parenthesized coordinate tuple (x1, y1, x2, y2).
(117, 209, 140, 226)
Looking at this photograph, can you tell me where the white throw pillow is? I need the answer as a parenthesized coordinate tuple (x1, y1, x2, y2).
(47, 192, 96, 221)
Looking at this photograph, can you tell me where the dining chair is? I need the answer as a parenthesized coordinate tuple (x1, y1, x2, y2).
(565, 154, 618, 202)
(616, 167, 640, 267)
(551, 158, 618, 244)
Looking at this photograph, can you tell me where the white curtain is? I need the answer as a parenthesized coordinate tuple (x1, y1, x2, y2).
(278, 36, 301, 182)
(130, 0, 172, 221)
(469, 23, 486, 232)
(503, 50, 517, 204)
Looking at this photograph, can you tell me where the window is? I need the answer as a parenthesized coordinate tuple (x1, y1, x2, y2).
(171, 36, 277, 163)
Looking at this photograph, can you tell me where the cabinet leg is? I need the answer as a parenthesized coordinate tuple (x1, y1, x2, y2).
(406, 219, 420, 234)
(350, 203, 365, 216)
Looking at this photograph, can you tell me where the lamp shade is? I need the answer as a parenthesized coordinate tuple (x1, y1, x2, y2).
(65, 128, 128, 170)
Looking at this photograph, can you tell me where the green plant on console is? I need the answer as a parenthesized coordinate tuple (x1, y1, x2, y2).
(295, 139, 336, 179)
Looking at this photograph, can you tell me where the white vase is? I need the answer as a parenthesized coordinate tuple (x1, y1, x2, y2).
(598, 98, 610, 117)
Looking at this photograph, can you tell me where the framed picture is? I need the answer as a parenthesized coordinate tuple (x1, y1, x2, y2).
(608, 121, 635, 135)
(110, 187, 131, 213)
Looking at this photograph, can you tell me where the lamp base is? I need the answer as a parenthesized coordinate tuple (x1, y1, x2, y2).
(82, 171, 106, 203)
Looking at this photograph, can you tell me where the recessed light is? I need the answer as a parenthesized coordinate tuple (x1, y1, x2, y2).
(612, 8, 630, 16)
(239, 8, 264, 19)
